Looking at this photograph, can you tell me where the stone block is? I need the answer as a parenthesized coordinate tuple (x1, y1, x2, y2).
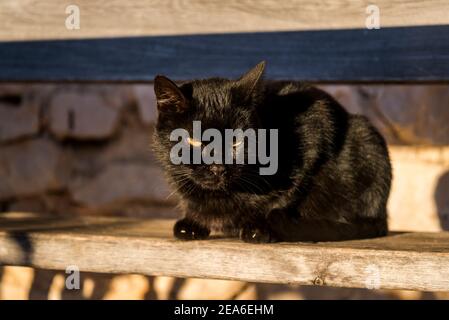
(0, 95, 40, 143)
(0, 139, 67, 200)
(133, 84, 157, 125)
(70, 164, 170, 208)
(49, 91, 121, 140)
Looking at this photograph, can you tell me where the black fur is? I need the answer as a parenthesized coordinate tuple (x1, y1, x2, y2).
(153, 61, 392, 243)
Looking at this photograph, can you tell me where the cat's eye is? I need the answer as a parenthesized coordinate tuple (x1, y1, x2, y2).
(186, 137, 202, 147)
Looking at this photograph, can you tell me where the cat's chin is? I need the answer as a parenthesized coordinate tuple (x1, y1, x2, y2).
(194, 179, 227, 192)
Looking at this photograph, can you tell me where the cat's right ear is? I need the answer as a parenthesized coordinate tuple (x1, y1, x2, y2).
(154, 75, 188, 113)
(236, 61, 266, 94)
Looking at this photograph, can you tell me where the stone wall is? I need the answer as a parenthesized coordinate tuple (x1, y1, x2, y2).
(0, 84, 175, 218)
(0, 83, 448, 299)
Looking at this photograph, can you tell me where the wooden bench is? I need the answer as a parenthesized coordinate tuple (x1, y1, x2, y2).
(1, 1, 449, 292)
(1, 213, 449, 291)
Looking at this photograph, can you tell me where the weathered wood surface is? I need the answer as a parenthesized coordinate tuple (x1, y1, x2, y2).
(1, 213, 449, 291)
(1, 25, 449, 82)
(1, 0, 449, 41)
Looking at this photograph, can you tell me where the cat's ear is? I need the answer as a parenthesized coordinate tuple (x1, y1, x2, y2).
(236, 61, 266, 93)
(154, 75, 188, 113)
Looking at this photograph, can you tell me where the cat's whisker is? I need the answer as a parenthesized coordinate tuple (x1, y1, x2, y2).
(240, 176, 265, 194)
(237, 177, 260, 196)
(244, 172, 273, 190)
(166, 176, 192, 199)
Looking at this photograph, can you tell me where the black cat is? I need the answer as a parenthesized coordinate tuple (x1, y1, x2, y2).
(153, 61, 392, 243)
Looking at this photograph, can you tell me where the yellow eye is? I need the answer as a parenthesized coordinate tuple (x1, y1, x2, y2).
(233, 140, 243, 147)
(186, 137, 202, 147)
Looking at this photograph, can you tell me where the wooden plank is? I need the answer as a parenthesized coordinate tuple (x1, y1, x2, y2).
(1, 213, 449, 291)
(1, 0, 449, 41)
(1, 25, 449, 83)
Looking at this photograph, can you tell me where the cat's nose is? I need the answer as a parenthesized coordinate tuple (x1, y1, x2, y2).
(210, 164, 225, 176)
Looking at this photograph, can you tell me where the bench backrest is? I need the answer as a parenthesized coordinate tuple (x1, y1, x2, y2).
(0, 1, 448, 82)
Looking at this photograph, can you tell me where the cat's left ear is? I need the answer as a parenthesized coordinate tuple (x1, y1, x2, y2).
(236, 61, 266, 93)
(154, 75, 188, 113)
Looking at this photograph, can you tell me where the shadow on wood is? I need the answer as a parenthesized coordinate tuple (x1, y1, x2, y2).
(435, 170, 449, 231)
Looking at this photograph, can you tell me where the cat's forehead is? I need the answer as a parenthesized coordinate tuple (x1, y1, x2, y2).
(189, 78, 233, 110)
(179, 78, 255, 127)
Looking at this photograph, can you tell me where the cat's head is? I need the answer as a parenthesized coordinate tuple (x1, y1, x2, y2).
(153, 61, 266, 194)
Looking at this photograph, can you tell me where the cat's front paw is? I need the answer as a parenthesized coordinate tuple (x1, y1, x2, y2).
(239, 225, 275, 243)
(173, 218, 210, 240)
